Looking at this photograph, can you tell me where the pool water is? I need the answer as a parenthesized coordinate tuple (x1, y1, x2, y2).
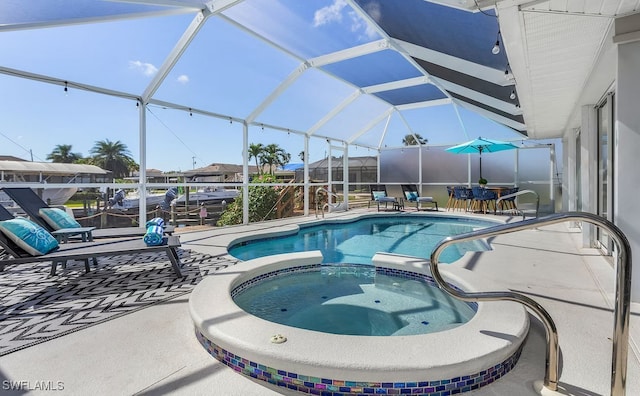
(229, 216, 494, 264)
(232, 265, 476, 336)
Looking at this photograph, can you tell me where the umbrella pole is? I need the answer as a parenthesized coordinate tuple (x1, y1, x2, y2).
(479, 147, 483, 179)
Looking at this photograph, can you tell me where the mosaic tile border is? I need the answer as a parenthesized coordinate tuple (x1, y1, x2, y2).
(231, 264, 478, 311)
(196, 329, 523, 396)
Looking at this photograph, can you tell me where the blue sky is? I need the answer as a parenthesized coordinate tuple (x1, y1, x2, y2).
(0, 0, 526, 172)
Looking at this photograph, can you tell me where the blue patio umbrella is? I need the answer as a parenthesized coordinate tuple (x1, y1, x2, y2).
(445, 137, 518, 178)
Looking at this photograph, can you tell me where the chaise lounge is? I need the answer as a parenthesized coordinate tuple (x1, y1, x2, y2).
(401, 184, 438, 211)
(0, 203, 183, 277)
(369, 185, 402, 211)
(2, 187, 175, 239)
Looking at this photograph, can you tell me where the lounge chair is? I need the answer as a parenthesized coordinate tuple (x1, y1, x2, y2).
(401, 184, 438, 211)
(0, 203, 183, 277)
(0, 232, 183, 277)
(368, 185, 402, 211)
(0, 205, 182, 277)
(2, 187, 174, 239)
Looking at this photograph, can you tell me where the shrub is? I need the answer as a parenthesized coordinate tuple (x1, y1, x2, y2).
(217, 174, 280, 226)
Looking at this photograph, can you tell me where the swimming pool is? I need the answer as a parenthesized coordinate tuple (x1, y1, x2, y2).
(229, 215, 496, 264)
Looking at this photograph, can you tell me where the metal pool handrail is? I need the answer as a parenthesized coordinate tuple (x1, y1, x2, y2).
(429, 212, 631, 396)
(495, 189, 539, 220)
(315, 187, 344, 218)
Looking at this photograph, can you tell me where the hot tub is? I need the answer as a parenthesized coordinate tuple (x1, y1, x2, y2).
(190, 251, 529, 395)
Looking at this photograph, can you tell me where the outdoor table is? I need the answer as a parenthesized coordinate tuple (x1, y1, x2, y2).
(51, 226, 96, 243)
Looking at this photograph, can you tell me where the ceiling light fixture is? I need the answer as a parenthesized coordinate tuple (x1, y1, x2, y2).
(491, 31, 501, 55)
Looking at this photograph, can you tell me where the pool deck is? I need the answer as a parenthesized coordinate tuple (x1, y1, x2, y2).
(1, 208, 640, 395)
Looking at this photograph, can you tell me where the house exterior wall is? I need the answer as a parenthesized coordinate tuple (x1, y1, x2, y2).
(565, 14, 640, 301)
(615, 36, 640, 302)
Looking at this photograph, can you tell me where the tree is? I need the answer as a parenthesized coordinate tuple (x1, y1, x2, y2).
(89, 139, 136, 179)
(262, 143, 290, 174)
(248, 143, 265, 175)
(46, 144, 82, 163)
(402, 133, 427, 146)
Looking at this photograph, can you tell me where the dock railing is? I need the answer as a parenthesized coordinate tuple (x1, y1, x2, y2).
(429, 212, 631, 396)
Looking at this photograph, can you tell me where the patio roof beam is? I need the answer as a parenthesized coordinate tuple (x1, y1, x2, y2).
(433, 77, 522, 115)
(307, 39, 390, 67)
(396, 110, 426, 147)
(306, 90, 362, 137)
(452, 98, 527, 132)
(0, 7, 194, 33)
(0, 66, 140, 101)
(346, 107, 395, 144)
(377, 113, 393, 150)
(245, 62, 309, 123)
(362, 76, 431, 94)
(395, 39, 515, 87)
(147, 98, 245, 124)
(396, 98, 451, 110)
(141, 6, 218, 102)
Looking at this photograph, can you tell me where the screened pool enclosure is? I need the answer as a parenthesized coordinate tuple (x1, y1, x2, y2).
(0, 0, 559, 224)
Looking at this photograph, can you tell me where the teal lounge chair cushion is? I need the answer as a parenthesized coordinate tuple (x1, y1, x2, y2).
(39, 207, 81, 230)
(405, 191, 418, 201)
(0, 217, 59, 256)
(372, 191, 387, 200)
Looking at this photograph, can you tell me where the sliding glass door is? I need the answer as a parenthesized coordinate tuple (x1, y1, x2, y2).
(596, 94, 614, 253)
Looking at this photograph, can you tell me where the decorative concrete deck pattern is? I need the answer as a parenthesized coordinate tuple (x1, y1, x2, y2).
(0, 249, 239, 356)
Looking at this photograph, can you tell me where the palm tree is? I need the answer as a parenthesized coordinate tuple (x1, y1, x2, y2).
(262, 143, 290, 174)
(402, 133, 427, 146)
(46, 144, 82, 163)
(89, 139, 136, 179)
(248, 143, 265, 175)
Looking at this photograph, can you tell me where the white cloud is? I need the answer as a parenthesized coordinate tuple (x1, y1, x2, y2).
(348, 10, 378, 40)
(176, 74, 189, 84)
(313, 0, 378, 41)
(129, 60, 158, 77)
(362, 1, 382, 24)
(313, 0, 347, 27)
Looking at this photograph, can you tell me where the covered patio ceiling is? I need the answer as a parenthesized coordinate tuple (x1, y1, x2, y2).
(0, 0, 630, 149)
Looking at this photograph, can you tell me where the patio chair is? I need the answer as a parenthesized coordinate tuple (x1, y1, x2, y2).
(400, 185, 438, 211)
(0, 203, 183, 276)
(368, 185, 402, 211)
(471, 186, 498, 214)
(445, 186, 455, 211)
(452, 186, 473, 211)
(2, 187, 174, 239)
(0, 204, 15, 221)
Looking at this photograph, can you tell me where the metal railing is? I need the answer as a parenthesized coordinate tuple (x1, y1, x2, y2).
(314, 187, 345, 218)
(496, 189, 539, 220)
(429, 212, 631, 396)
